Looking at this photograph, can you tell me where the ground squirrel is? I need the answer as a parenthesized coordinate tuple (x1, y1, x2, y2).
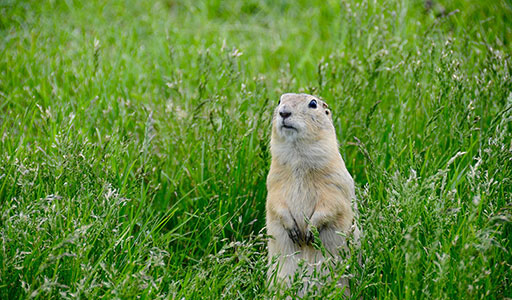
(266, 93, 360, 296)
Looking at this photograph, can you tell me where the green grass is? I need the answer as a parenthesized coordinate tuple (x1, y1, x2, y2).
(1, 0, 511, 298)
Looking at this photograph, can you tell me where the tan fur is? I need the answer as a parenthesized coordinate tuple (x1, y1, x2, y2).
(266, 93, 359, 296)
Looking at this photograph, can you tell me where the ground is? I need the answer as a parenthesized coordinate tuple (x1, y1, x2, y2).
(1, 0, 511, 298)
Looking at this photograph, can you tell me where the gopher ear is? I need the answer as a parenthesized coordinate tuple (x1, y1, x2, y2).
(322, 103, 328, 109)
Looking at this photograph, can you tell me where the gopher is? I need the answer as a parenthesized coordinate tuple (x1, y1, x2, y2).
(266, 93, 359, 296)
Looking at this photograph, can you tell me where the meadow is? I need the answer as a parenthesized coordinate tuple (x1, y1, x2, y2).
(1, 0, 511, 298)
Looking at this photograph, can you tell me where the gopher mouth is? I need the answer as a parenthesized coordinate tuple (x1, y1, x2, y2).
(281, 121, 297, 131)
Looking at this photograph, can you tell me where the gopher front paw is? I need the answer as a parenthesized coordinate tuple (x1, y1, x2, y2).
(304, 229, 314, 245)
(286, 226, 302, 245)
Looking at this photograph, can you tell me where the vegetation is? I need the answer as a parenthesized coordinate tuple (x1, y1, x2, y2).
(1, 0, 511, 298)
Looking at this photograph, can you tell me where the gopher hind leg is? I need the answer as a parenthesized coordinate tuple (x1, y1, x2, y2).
(267, 220, 302, 285)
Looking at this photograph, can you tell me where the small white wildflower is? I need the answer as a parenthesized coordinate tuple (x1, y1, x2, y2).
(472, 195, 481, 206)
(94, 38, 100, 50)
(230, 47, 243, 57)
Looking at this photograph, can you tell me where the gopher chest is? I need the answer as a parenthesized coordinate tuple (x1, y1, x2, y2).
(285, 183, 317, 230)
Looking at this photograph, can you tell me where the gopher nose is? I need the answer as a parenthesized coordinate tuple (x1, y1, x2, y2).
(279, 111, 291, 119)
(279, 106, 292, 119)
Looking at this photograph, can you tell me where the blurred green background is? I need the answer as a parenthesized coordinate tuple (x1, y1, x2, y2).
(1, 0, 511, 298)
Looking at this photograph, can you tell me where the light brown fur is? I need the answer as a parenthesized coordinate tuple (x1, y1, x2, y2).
(266, 93, 359, 296)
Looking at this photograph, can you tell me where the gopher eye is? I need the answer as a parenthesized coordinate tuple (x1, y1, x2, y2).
(308, 100, 317, 109)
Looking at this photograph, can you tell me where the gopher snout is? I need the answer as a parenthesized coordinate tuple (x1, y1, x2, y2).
(279, 111, 291, 119)
(279, 105, 292, 119)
